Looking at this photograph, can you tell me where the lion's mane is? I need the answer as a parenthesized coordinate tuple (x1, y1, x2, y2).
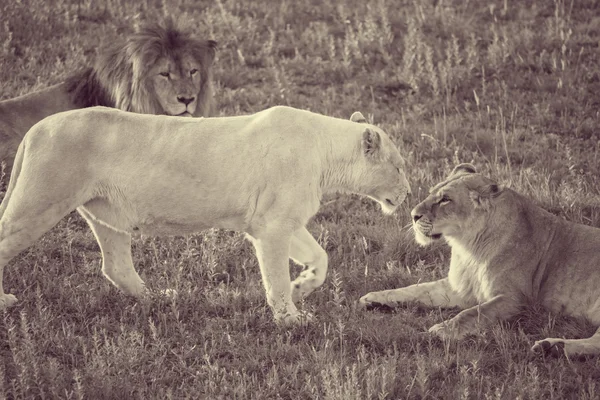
(65, 19, 217, 117)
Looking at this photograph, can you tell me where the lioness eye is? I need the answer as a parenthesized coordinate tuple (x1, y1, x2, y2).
(190, 68, 198, 76)
(159, 72, 170, 78)
(440, 195, 451, 204)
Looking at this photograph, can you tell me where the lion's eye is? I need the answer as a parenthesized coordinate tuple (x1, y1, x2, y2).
(440, 195, 451, 205)
(159, 72, 170, 78)
(190, 68, 198, 76)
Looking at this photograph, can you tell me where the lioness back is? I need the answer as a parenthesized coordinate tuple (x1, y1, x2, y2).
(22, 106, 401, 234)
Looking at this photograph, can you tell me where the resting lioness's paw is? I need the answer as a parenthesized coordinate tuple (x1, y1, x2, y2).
(359, 293, 398, 311)
(0, 294, 17, 309)
(428, 318, 473, 340)
(531, 339, 566, 358)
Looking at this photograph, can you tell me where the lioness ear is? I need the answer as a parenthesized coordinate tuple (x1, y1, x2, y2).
(350, 111, 367, 124)
(362, 128, 381, 156)
(451, 163, 477, 176)
(469, 183, 502, 209)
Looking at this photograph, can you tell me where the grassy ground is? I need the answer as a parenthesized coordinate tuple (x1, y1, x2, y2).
(2, 0, 600, 398)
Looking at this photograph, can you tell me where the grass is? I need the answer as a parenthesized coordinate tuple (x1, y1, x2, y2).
(2, 0, 600, 398)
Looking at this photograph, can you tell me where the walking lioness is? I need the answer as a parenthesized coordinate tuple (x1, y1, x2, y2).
(0, 106, 410, 325)
(360, 163, 600, 357)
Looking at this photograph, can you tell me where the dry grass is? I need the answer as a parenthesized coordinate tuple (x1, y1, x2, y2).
(2, 0, 600, 398)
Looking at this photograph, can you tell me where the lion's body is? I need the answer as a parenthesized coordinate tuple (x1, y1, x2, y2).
(0, 106, 410, 324)
(361, 164, 600, 357)
(0, 83, 74, 168)
(0, 21, 216, 172)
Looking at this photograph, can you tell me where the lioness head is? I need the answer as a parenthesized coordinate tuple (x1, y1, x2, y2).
(411, 163, 503, 245)
(350, 112, 411, 214)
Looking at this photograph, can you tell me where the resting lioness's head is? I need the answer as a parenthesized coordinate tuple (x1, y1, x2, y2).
(411, 163, 503, 245)
(350, 112, 411, 214)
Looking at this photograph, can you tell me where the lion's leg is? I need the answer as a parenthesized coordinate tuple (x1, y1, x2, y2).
(532, 326, 600, 358)
(428, 294, 521, 340)
(78, 207, 146, 297)
(248, 231, 309, 325)
(359, 278, 467, 309)
(289, 227, 328, 303)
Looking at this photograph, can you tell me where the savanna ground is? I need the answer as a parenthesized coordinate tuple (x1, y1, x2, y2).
(1, 0, 600, 398)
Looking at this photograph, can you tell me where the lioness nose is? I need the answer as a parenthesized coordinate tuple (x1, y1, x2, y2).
(177, 96, 195, 106)
(412, 212, 422, 222)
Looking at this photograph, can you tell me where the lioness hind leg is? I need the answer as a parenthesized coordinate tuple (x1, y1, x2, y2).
(248, 231, 310, 325)
(78, 208, 146, 297)
(289, 227, 328, 303)
(0, 205, 75, 309)
(532, 327, 600, 358)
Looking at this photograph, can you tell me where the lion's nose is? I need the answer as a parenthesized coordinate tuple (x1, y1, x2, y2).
(177, 96, 195, 106)
(412, 212, 422, 222)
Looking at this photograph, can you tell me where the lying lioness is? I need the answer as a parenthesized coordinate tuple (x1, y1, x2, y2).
(0, 106, 410, 325)
(360, 163, 600, 357)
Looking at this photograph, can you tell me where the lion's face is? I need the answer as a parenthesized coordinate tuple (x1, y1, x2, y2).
(411, 164, 501, 245)
(149, 55, 203, 117)
(100, 21, 219, 118)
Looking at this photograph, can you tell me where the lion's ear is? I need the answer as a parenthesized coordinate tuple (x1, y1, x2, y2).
(350, 112, 367, 123)
(362, 128, 381, 156)
(450, 163, 477, 177)
(469, 183, 502, 209)
(207, 40, 218, 54)
(203, 40, 218, 63)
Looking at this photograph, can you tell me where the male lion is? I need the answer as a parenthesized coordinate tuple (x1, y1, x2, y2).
(360, 163, 600, 357)
(0, 20, 217, 172)
(0, 106, 410, 325)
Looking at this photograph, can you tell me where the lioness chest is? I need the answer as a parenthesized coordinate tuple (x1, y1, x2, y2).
(447, 241, 494, 304)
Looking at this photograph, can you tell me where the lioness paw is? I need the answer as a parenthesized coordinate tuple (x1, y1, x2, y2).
(531, 339, 566, 358)
(428, 318, 473, 340)
(275, 310, 314, 326)
(291, 280, 315, 304)
(358, 292, 398, 310)
(0, 294, 17, 309)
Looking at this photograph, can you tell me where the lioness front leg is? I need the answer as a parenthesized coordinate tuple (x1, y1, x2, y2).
(249, 231, 309, 325)
(289, 227, 328, 303)
(532, 327, 600, 358)
(359, 278, 466, 309)
(429, 294, 520, 339)
(79, 208, 146, 297)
